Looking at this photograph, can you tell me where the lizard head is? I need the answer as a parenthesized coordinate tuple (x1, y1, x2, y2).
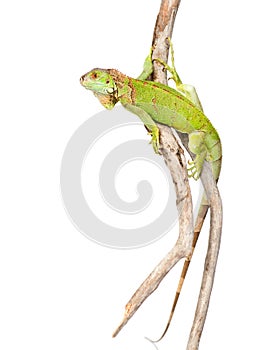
(80, 68, 117, 94)
(80, 68, 118, 109)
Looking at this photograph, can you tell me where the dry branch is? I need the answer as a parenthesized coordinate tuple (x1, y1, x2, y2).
(112, 0, 194, 337)
(113, 1, 223, 348)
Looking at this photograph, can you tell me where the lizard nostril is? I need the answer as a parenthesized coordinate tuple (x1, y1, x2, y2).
(80, 75, 84, 84)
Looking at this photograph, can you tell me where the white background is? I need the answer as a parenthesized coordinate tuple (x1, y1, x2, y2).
(1, 0, 273, 349)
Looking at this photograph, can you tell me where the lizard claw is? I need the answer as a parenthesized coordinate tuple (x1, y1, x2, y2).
(187, 160, 201, 180)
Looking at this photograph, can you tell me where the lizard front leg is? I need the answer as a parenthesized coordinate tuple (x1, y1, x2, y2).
(124, 103, 160, 154)
(137, 48, 154, 81)
(155, 39, 203, 111)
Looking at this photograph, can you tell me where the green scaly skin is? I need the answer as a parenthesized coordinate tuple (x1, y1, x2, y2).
(80, 53, 222, 181)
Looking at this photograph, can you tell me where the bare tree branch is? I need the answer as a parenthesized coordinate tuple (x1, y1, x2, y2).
(112, 0, 194, 338)
(113, 2, 223, 349)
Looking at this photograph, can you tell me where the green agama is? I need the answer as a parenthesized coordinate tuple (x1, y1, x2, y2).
(80, 50, 221, 181)
(80, 46, 222, 338)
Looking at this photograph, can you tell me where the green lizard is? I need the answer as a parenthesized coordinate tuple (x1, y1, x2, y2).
(80, 49, 221, 181)
(80, 44, 222, 338)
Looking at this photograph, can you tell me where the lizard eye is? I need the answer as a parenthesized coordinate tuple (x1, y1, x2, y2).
(91, 72, 98, 79)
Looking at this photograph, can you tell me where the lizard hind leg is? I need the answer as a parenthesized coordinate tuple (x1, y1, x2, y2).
(187, 131, 207, 180)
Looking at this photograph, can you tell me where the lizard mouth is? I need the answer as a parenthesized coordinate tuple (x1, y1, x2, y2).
(79, 75, 85, 85)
